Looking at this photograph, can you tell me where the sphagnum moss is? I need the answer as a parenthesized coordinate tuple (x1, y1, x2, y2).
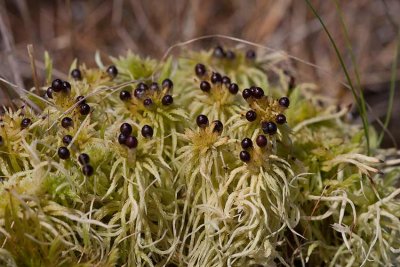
(0, 46, 399, 267)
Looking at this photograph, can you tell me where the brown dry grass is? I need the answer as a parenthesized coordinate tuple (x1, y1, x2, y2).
(0, 0, 399, 145)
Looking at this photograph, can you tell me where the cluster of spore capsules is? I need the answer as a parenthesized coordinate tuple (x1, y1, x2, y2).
(119, 78, 174, 108)
(194, 46, 291, 164)
(49, 65, 121, 176)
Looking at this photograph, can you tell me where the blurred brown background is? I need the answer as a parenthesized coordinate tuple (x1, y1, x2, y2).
(0, 0, 399, 147)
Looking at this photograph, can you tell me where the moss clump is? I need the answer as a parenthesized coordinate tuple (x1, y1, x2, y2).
(0, 46, 399, 266)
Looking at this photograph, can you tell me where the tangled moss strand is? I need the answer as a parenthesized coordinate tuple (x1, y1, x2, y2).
(0, 47, 399, 266)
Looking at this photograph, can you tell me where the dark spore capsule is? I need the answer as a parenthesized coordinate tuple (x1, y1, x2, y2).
(134, 88, 145, 99)
(245, 110, 257, 122)
(118, 133, 127, 145)
(143, 98, 153, 107)
(256, 135, 268, 147)
(261, 121, 277, 135)
(225, 50, 235, 60)
(62, 135, 73, 145)
(239, 150, 251, 162)
(107, 65, 118, 78)
(61, 117, 73, 128)
(0, 136, 3, 146)
(162, 95, 173, 106)
(79, 103, 91, 115)
(150, 82, 159, 91)
(120, 123, 132, 135)
(46, 87, 53, 99)
(82, 164, 94, 176)
(71, 68, 82, 80)
(276, 114, 286, 124)
(242, 89, 252, 99)
(162, 78, 173, 90)
(228, 83, 239, 94)
(141, 125, 154, 138)
(246, 49, 256, 60)
(195, 63, 206, 77)
(120, 90, 131, 101)
(252, 87, 264, 99)
(125, 136, 138, 149)
(21, 118, 32, 129)
(279, 97, 290, 108)
(200, 81, 211, 92)
(76, 95, 86, 105)
(58, 146, 70, 160)
(222, 76, 231, 85)
(196, 114, 209, 128)
(211, 72, 222, 84)
(213, 46, 225, 58)
(51, 79, 64, 92)
(63, 81, 71, 92)
(78, 153, 90, 165)
(241, 138, 253, 149)
(212, 120, 223, 133)
(137, 82, 149, 91)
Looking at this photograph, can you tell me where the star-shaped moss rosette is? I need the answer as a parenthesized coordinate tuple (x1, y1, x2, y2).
(0, 46, 399, 266)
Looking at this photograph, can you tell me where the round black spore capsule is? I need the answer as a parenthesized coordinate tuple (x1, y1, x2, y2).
(150, 82, 159, 91)
(107, 65, 118, 78)
(51, 79, 64, 92)
(62, 135, 73, 145)
(196, 114, 209, 128)
(125, 136, 138, 149)
(256, 135, 268, 147)
(239, 150, 251, 162)
(276, 114, 286, 124)
(134, 88, 145, 99)
(213, 46, 225, 58)
(222, 76, 231, 85)
(63, 81, 71, 92)
(118, 133, 127, 144)
(21, 118, 32, 129)
(252, 87, 264, 99)
(71, 68, 82, 80)
(58, 146, 70, 160)
(78, 153, 90, 165)
(212, 120, 223, 133)
(120, 90, 131, 101)
(120, 123, 132, 135)
(61, 117, 73, 128)
(279, 97, 290, 108)
(143, 98, 153, 107)
(162, 78, 173, 90)
(262, 121, 277, 135)
(246, 110, 257, 122)
(242, 89, 252, 99)
(46, 87, 53, 99)
(225, 50, 235, 60)
(76, 95, 86, 105)
(241, 138, 253, 149)
(246, 49, 256, 60)
(162, 95, 173, 105)
(141, 125, 154, 138)
(211, 72, 222, 84)
(228, 83, 239, 94)
(80, 103, 91, 115)
(195, 63, 206, 77)
(200, 81, 211, 92)
(82, 165, 94, 176)
(137, 82, 148, 91)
